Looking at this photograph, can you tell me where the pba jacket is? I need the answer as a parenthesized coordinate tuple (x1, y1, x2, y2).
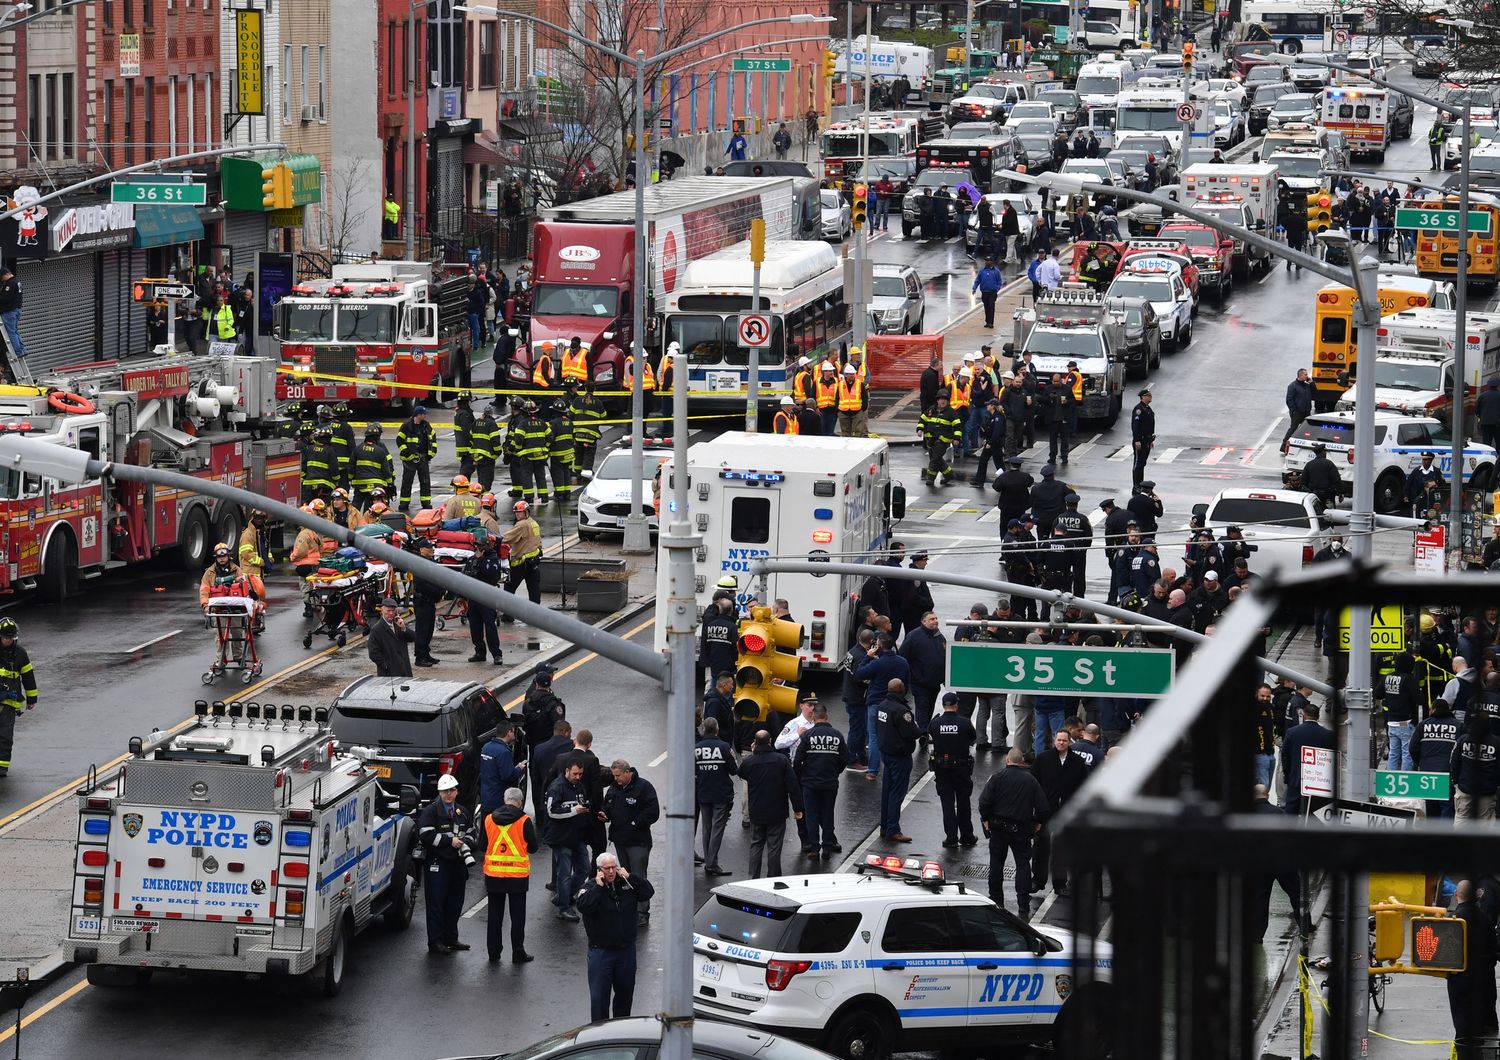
(792, 722, 849, 789)
(694, 736, 739, 804)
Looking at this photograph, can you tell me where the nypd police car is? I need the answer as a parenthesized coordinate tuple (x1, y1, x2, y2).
(691, 855, 1113, 1060)
(1283, 412, 1497, 514)
(1104, 258, 1194, 347)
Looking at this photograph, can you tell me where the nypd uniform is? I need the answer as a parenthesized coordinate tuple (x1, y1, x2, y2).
(417, 788, 474, 952)
(792, 717, 849, 856)
(928, 697, 978, 847)
(1130, 390, 1155, 488)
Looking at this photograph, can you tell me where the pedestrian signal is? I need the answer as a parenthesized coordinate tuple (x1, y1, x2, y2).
(823, 50, 838, 80)
(1410, 916, 1465, 972)
(733, 606, 802, 722)
(1373, 909, 1403, 963)
(852, 184, 869, 231)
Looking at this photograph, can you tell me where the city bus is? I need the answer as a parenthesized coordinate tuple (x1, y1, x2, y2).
(664, 240, 853, 412)
(1412, 194, 1500, 290)
(1239, 0, 1450, 56)
(1310, 269, 1456, 405)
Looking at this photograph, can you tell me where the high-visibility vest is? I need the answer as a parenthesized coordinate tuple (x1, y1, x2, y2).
(773, 410, 799, 435)
(1066, 370, 1084, 402)
(624, 355, 656, 392)
(847, 359, 868, 383)
(793, 368, 814, 402)
(561, 348, 588, 382)
(215, 304, 236, 340)
(532, 355, 553, 388)
(658, 357, 673, 392)
(483, 814, 531, 878)
(384, 199, 401, 224)
(837, 378, 864, 412)
(815, 377, 839, 409)
(948, 377, 972, 410)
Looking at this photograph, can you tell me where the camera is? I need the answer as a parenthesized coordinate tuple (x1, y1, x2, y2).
(460, 844, 477, 869)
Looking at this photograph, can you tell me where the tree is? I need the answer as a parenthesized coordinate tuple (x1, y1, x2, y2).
(320, 159, 377, 263)
(518, 74, 615, 206)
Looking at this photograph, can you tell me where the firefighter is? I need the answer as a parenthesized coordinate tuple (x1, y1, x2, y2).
(397, 404, 437, 511)
(301, 426, 339, 501)
(471, 402, 501, 492)
(199, 543, 241, 609)
(478, 492, 504, 535)
(442, 475, 480, 520)
(503, 499, 544, 616)
(328, 487, 365, 530)
(815, 361, 840, 436)
(547, 400, 576, 501)
(773, 396, 799, 435)
(569, 384, 607, 475)
(506, 400, 551, 502)
(561, 336, 589, 386)
(330, 403, 357, 488)
(238, 509, 269, 577)
(290, 499, 336, 613)
(453, 390, 477, 478)
(837, 363, 869, 439)
(351, 424, 395, 508)
(919, 391, 962, 486)
(0, 617, 39, 778)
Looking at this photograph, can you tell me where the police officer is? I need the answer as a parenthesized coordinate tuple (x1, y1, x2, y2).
(1406, 450, 1445, 517)
(351, 424, 395, 508)
(1127, 479, 1162, 536)
(992, 457, 1032, 530)
(547, 400, 576, 501)
(465, 536, 506, 665)
(0, 617, 37, 777)
(418, 773, 475, 954)
(411, 538, 443, 667)
(791, 701, 848, 859)
(1130, 387, 1155, 488)
(929, 692, 978, 848)
(1051, 491, 1092, 598)
(569, 385, 607, 475)
(978, 752, 1047, 918)
(697, 587, 738, 693)
(397, 405, 437, 510)
(453, 390, 477, 478)
(471, 403, 501, 492)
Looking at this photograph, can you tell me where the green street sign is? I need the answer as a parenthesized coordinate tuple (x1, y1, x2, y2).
(947, 643, 1175, 698)
(1373, 770, 1450, 800)
(111, 180, 207, 205)
(1395, 207, 1493, 236)
(732, 57, 792, 72)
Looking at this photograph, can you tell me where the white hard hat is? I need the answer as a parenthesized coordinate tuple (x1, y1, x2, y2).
(963, 353, 977, 362)
(821, 360, 837, 372)
(667, 341, 681, 353)
(797, 356, 811, 367)
(780, 396, 795, 406)
(843, 364, 857, 374)
(436, 774, 459, 792)
(1002, 370, 1016, 380)
(959, 367, 972, 377)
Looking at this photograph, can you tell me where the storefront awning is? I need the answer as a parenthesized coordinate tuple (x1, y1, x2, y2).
(133, 204, 204, 249)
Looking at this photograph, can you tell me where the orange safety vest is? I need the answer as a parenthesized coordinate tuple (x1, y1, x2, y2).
(624, 356, 656, 392)
(483, 814, 531, 878)
(657, 357, 673, 392)
(793, 368, 814, 402)
(815, 376, 839, 409)
(948, 377, 972, 410)
(847, 359, 868, 383)
(532, 355, 553, 388)
(773, 410, 799, 435)
(1066, 370, 1084, 402)
(837, 377, 865, 412)
(561, 348, 588, 382)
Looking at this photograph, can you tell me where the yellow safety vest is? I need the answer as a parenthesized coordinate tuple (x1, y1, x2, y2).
(815, 377, 839, 409)
(773, 410, 799, 435)
(561, 348, 588, 382)
(793, 368, 814, 402)
(837, 378, 865, 412)
(624, 356, 656, 392)
(215, 304, 236, 340)
(483, 814, 531, 878)
(1066, 370, 1084, 402)
(948, 377, 972, 410)
(847, 359, 868, 383)
(384, 200, 401, 224)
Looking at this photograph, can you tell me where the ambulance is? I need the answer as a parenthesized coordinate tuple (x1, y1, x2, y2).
(1334, 307, 1500, 420)
(64, 703, 417, 995)
(1181, 162, 1280, 278)
(652, 433, 902, 672)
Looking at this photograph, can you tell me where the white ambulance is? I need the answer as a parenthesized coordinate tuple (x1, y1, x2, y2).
(1336, 307, 1500, 420)
(64, 703, 417, 995)
(1181, 162, 1280, 278)
(653, 432, 902, 671)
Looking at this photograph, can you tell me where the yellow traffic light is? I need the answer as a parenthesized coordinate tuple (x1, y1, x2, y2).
(851, 183, 869, 231)
(1307, 191, 1332, 233)
(733, 606, 803, 722)
(823, 49, 838, 80)
(261, 162, 292, 209)
(1373, 910, 1403, 963)
(1410, 916, 1466, 972)
(749, 218, 766, 265)
(1182, 41, 1194, 74)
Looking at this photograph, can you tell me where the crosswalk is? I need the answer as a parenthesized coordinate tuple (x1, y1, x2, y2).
(1105, 442, 1281, 469)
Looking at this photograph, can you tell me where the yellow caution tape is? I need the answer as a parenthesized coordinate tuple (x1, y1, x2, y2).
(1298, 957, 1456, 1053)
(277, 366, 794, 400)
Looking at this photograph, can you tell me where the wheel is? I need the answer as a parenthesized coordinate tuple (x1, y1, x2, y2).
(1373, 150, 1386, 164)
(241, 670, 253, 685)
(1279, 38, 1301, 54)
(1150, 342, 1161, 370)
(176, 507, 212, 571)
(1105, 393, 1122, 427)
(823, 1006, 894, 1060)
(1375, 470, 1406, 514)
(436, 616, 447, 631)
(901, 221, 914, 238)
(384, 867, 416, 930)
(1371, 972, 1387, 1014)
(578, 530, 598, 542)
(302, 634, 313, 649)
(912, 312, 925, 333)
(319, 914, 349, 997)
(38, 531, 79, 603)
(1178, 319, 1192, 347)
(336, 633, 347, 648)
(202, 673, 216, 685)
(214, 506, 242, 556)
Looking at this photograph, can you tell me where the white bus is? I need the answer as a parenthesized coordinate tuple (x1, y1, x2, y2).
(1239, 0, 1450, 57)
(665, 240, 853, 412)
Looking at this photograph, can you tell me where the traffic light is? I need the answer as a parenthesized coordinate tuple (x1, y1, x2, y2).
(261, 163, 292, 210)
(823, 50, 838, 80)
(1410, 916, 1466, 971)
(1373, 910, 1403, 963)
(1182, 41, 1194, 75)
(733, 605, 802, 722)
(1307, 191, 1333, 233)
(851, 183, 868, 231)
(625, 130, 653, 152)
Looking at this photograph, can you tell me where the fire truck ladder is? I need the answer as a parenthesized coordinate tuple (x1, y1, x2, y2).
(0, 321, 34, 386)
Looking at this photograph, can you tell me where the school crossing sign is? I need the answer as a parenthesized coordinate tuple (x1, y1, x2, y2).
(1336, 605, 1404, 652)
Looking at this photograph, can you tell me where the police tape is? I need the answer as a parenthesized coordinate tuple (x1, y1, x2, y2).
(1299, 956, 1457, 1055)
(277, 366, 795, 400)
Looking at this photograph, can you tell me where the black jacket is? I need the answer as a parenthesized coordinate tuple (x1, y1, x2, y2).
(417, 797, 474, 867)
(1301, 455, 1342, 499)
(1452, 724, 1500, 796)
(699, 607, 738, 675)
(740, 747, 804, 825)
(530, 735, 574, 813)
(876, 694, 921, 758)
(576, 873, 656, 949)
(978, 763, 1049, 826)
(522, 683, 567, 748)
(993, 467, 1033, 515)
(694, 736, 739, 804)
(1412, 712, 1461, 773)
(793, 722, 849, 789)
(1030, 478, 1069, 528)
(928, 712, 976, 766)
(366, 618, 414, 677)
(1032, 748, 1089, 811)
(702, 689, 736, 741)
(919, 366, 943, 412)
(899, 625, 947, 689)
(1126, 492, 1162, 534)
(546, 774, 593, 847)
(1282, 720, 1335, 797)
(602, 773, 660, 848)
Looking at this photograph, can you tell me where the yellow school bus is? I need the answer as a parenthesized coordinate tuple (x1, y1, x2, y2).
(1311, 275, 1450, 404)
(1413, 196, 1500, 287)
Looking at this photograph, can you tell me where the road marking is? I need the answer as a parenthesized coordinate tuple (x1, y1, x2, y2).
(834, 769, 938, 873)
(1107, 445, 1130, 461)
(121, 630, 183, 653)
(1157, 447, 1185, 464)
(0, 979, 89, 1044)
(978, 507, 1000, 524)
(929, 499, 965, 521)
(1068, 434, 1102, 460)
(648, 749, 669, 767)
(1202, 446, 1231, 465)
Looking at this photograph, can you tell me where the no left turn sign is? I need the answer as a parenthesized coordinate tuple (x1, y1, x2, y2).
(1175, 102, 1197, 122)
(738, 313, 772, 348)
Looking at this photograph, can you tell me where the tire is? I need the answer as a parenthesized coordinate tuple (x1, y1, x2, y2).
(39, 531, 78, 604)
(176, 507, 212, 571)
(1280, 38, 1302, 54)
(823, 1005, 894, 1060)
(912, 312, 925, 334)
(320, 914, 350, 997)
(901, 221, 914, 238)
(1471, 465, 1493, 495)
(1105, 392, 1122, 427)
(1371, 973, 1386, 1015)
(1151, 342, 1161, 370)
(1373, 150, 1386, 164)
(1178, 319, 1192, 347)
(1375, 470, 1406, 515)
(1053, 983, 1116, 1060)
(383, 866, 416, 930)
(214, 506, 242, 556)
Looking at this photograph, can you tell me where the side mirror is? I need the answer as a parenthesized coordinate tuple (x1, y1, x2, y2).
(889, 482, 907, 521)
(398, 784, 421, 815)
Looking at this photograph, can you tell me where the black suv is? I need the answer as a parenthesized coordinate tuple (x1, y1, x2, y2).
(329, 677, 506, 806)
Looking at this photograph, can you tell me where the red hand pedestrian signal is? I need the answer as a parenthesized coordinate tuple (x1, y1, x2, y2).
(1415, 923, 1438, 961)
(1410, 916, 1465, 971)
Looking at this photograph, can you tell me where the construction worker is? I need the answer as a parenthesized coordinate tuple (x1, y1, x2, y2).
(816, 361, 840, 436)
(846, 344, 869, 383)
(351, 424, 395, 508)
(569, 385, 607, 475)
(532, 344, 556, 390)
(328, 488, 365, 531)
(453, 390, 477, 478)
(623, 351, 656, 410)
(547, 401, 576, 500)
(213, 296, 236, 341)
(503, 500, 544, 617)
(948, 367, 974, 459)
(837, 363, 868, 439)
(506, 399, 551, 502)
(919, 391, 963, 486)
(773, 396, 799, 435)
(478, 492, 503, 535)
(561, 336, 589, 385)
(471, 403, 501, 492)
(0, 617, 39, 777)
(302, 426, 339, 501)
(791, 356, 815, 404)
(656, 343, 678, 438)
(397, 404, 437, 511)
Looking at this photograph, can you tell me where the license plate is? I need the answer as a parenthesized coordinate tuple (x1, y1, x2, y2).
(371, 765, 392, 779)
(111, 918, 160, 933)
(699, 959, 723, 982)
(73, 916, 101, 934)
(710, 373, 740, 392)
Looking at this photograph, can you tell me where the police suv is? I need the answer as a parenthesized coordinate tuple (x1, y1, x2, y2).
(691, 855, 1113, 1060)
(1104, 257, 1195, 347)
(1283, 412, 1497, 514)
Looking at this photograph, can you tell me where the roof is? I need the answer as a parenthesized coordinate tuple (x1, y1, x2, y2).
(678, 240, 839, 292)
(539, 176, 792, 224)
(433, 1018, 795, 1060)
(1308, 410, 1438, 426)
(688, 432, 887, 474)
(711, 872, 973, 906)
(334, 676, 485, 710)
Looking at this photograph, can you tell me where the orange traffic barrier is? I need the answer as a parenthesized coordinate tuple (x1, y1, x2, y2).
(866, 335, 944, 391)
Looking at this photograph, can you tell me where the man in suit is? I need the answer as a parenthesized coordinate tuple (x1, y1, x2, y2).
(367, 598, 414, 677)
(1281, 699, 1335, 813)
(1031, 728, 1089, 898)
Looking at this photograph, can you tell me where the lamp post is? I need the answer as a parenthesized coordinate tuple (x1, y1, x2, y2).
(404, 0, 423, 259)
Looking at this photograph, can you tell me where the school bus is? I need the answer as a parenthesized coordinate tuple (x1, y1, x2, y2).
(1413, 195, 1500, 288)
(1311, 271, 1454, 405)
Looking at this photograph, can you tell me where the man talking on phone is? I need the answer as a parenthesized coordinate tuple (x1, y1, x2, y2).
(575, 852, 655, 1022)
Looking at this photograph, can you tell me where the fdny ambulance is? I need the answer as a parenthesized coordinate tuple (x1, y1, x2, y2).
(64, 703, 417, 995)
(1336, 307, 1500, 420)
(653, 433, 902, 671)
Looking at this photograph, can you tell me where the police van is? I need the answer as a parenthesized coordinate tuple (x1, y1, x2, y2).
(692, 854, 1114, 1060)
(653, 432, 902, 671)
(64, 702, 417, 994)
(1011, 286, 1127, 425)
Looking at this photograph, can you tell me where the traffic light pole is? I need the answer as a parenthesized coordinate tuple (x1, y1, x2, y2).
(852, 7, 872, 351)
(746, 219, 765, 433)
(1179, 42, 1193, 173)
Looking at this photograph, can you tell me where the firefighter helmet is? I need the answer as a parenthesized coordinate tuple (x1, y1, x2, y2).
(468, 481, 483, 495)
(315, 426, 333, 441)
(0, 618, 17, 639)
(213, 543, 232, 559)
(457, 389, 473, 402)
(451, 474, 470, 489)
(481, 493, 496, 508)
(307, 498, 328, 512)
(513, 500, 530, 513)
(317, 404, 333, 421)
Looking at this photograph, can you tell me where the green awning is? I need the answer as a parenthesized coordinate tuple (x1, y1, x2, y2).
(133, 204, 204, 248)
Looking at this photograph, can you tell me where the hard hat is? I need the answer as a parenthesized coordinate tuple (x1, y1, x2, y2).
(513, 500, 530, 513)
(436, 774, 460, 792)
(370, 487, 387, 499)
(451, 474, 470, 488)
(716, 574, 739, 589)
(364, 424, 383, 438)
(307, 498, 328, 512)
(331, 487, 350, 501)
(315, 426, 333, 441)
(370, 500, 389, 515)
(481, 492, 496, 508)
(1420, 613, 1438, 633)
(468, 482, 483, 495)
(457, 389, 473, 402)
(849, 345, 863, 357)
(843, 364, 857, 374)
(780, 396, 795, 406)
(958, 367, 972, 377)
(797, 356, 811, 367)
(821, 360, 837, 372)
(317, 404, 333, 420)
(213, 543, 232, 557)
(668, 341, 682, 354)
(335, 402, 351, 416)
(963, 353, 977, 362)
(0, 618, 17, 639)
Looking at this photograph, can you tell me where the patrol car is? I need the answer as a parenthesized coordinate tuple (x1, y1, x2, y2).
(691, 854, 1114, 1060)
(1283, 412, 1497, 514)
(1104, 257, 1195, 347)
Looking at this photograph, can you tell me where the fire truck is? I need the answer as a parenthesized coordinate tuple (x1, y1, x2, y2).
(0, 350, 298, 600)
(274, 260, 472, 411)
(818, 112, 944, 183)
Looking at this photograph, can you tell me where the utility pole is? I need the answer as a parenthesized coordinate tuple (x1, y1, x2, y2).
(1450, 106, 1472, 567)
(405, 0, 419, 259)
(623, 52, 652, 554)
(745, 218, 765, 433)
(845, 2, 854, 108)
(852, 6, 872, 351)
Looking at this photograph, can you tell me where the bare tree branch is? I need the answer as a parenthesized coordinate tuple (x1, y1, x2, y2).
(321, 159, 376, 263)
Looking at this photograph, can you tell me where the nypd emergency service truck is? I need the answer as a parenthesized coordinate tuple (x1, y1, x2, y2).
(64, 703, 417, 995)
(653, 433, 902, 671)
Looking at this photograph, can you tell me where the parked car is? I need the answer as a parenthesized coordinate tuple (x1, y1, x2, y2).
(1008, 100, 1057, 124)
(1014, 134, 1057, 177)
(820, 189, 852, 241)
(1083, 18, 1132, 49)
(870, 263, 926, 334)
(435, 1018, 839, 1060)
(1413, 43, 1451, 78)
(945, 82, 1015, 123)
(947, 120, 1006, 139)
(1105, 294, 1163, 376)
(1266, 92, 1319, 131)
(1036, 88, 1083, 131)
(578, 446, 663, 540)
(1242, 63, 1288, 88)
(1288, 65, 1330, 92)
(1211, 98, 1246, 147)
(852, 157, 918, 207)
(1247, 83, 1295, 134)
(964, 191, 1041, 252)
(1191, 78, 1247, 108)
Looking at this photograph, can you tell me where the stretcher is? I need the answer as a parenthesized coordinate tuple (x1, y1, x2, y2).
(203, 594, 263, 685)
(302, 552, 385, 649)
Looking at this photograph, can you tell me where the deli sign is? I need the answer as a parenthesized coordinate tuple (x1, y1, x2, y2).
(52, 202, 136, 254)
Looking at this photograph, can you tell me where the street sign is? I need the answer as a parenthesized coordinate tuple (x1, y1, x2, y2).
(1374, 770, 1451, 800)
(111, 180, 207, 205)
(732, 57, 792, 73)
(1414, 524, 1445, 574)
(149, 282, 193, 300)
(1395, 207, 1494, 236)
(1301, 746, 1335, 798)
(1176, 102, 1198, 122)
(737, 313, 772, 348)
(1336, 604, 1404, 652)
(1310, 798, 1417, 828)
(946, 643, 1175, 697)
(1333, 27, 1349, 43)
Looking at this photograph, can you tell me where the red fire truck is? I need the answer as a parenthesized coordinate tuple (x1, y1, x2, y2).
(0, 351, 298, 600)
(274, 260, 471, 410)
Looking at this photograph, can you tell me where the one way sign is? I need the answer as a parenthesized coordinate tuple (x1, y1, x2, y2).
(1309, 798, 1416, 829)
